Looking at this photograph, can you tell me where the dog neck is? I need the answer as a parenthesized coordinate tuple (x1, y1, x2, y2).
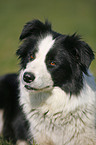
(29, 90, 52, 108)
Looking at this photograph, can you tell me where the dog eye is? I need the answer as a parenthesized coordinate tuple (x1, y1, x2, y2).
(30, 54, 35, 61)
(50, 61, 56, 66)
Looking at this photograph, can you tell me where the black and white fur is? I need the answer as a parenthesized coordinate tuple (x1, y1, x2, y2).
(0, 74, 30, 144)
(17, 19, 96, 145)
(0, 19, 96, 145)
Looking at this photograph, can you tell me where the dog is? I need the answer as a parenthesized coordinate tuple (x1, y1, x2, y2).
(0, 19, 96, 145)
(0, 74, 30, 145)
(16, 19, 96, 145)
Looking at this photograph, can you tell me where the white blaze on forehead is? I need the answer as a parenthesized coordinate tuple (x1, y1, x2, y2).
(22, 34, 55, 89)
(36, 35, 55, 58)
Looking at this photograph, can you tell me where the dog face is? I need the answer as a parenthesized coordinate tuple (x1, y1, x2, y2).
(17, 19, 94, 95)
(19, 35, 55, 92)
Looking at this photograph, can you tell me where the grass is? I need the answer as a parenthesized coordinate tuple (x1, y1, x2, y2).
(0, 136, 37, 145)
(0, 0, 96, 76)
(0, 0, 96, 144)
(0, 136, 13, 145)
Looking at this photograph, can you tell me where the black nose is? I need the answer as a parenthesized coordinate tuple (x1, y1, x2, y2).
(23, 72, 35, 83)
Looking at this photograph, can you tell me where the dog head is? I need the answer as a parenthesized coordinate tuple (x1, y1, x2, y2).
(17, 19, 94, 95)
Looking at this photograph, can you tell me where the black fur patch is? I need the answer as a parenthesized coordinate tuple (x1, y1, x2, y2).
(0, 74, 30, 143)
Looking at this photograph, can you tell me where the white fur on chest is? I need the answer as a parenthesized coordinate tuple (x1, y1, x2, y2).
(19, 75, 96, 145)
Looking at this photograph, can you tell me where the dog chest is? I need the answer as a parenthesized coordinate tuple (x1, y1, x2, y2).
(26, 106, 96, 145)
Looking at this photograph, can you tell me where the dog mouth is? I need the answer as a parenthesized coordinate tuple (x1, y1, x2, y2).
(24, 85, 52, 91)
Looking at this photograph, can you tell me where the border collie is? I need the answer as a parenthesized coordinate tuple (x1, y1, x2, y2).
(0, 74, 30, 144)
(17, 19, 96, 145)
(0, 19, 96, 145)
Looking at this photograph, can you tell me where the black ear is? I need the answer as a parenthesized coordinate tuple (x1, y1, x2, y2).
(19, 19, 51, 40)
(64, 34, 95, 74)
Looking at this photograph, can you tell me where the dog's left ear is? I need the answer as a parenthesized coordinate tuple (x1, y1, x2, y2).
(19, 19, 51, 40)
(64, 34, 95, 74)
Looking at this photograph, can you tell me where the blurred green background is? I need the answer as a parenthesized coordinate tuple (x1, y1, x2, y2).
(0, 0, 96, 77)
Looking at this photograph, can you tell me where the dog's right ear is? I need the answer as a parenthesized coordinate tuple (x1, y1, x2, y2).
(19, 19, 51, 40)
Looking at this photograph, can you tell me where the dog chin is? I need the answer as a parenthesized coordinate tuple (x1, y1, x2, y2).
(24, 85, 53, 92)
